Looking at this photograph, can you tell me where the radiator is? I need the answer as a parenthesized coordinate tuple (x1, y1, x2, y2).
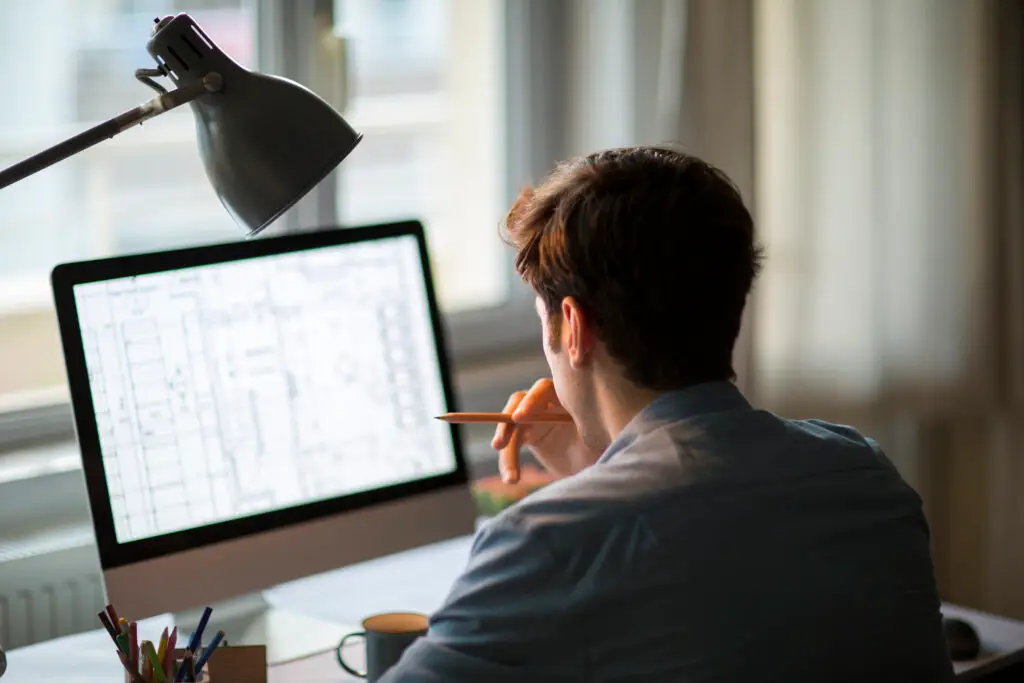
(0, 523, 104, 649)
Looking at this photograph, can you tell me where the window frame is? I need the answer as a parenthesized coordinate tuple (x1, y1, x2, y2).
(0, 0, 573, 451)
(447, 0, 573, 362)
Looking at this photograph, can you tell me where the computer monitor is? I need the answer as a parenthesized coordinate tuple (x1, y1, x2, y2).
(51, 221, 477, 663)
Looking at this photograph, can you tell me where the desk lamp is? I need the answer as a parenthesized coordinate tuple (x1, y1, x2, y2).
(0, 13, 361, 236)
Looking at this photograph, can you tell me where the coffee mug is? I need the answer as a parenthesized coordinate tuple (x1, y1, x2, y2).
(336, 612, 429, 681)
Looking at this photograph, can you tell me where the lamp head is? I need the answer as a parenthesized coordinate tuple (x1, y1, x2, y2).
(146, 14, 361, 236)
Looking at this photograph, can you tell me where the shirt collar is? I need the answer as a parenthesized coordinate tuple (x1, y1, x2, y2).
(597, 381, 752, 464)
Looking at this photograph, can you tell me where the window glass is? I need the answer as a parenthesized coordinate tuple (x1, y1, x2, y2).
(0, 0, 251, 402)
(335, 0, 509, 313)
(0, 0, 508, 406)
(0, 0, 251, 280)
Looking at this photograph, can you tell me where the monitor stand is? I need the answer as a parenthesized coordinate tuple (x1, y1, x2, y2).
(174, 592, 356, 666)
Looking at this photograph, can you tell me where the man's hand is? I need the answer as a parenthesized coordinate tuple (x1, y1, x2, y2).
(491, 378, 601, 483)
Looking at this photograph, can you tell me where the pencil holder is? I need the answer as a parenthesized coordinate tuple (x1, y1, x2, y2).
(124, 645, 267, 683)
(194, 645, 267, 683)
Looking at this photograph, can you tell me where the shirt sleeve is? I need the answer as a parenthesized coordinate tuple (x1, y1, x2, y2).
(377, 511, 581, 683)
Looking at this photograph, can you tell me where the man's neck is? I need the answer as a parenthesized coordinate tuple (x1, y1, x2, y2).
(592, 374, 664, 447)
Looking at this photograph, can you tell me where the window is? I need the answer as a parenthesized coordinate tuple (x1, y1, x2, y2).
(0, 0, 255, 409)
(0, 0, 519, 437)
(335, 0, 509, 312)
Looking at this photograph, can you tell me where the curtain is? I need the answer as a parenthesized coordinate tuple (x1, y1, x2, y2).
(673, 0, 1024, 616)
(753, 0, 1023, 415)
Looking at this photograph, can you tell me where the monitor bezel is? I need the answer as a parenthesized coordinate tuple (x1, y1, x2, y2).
(51, 220, 469, 570)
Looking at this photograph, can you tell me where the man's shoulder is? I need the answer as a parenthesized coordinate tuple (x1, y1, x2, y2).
(512, 446, 676, 517)
(468, 469, 637, 562)
(488, 412, 907, 548)
(782, 416, 898, 468)
(788, 416, 881, 448)
(495, 449, 678, 554)
(496, 470, 625, 535)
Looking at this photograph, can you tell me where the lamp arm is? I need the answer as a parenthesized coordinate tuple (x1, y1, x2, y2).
(0, 72, 223, 191)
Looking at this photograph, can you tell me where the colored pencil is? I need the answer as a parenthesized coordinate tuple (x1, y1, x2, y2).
(141, 640, 154, 683)
(98, 610, 119, 640)
(130, 621, 139, 670)
(189, 606, 213, 652)
(144, 640, 166, 683)
(156, 627, 169, 673)
(194, 630, 224, 675)
(118, 649, 146, 683)
(163, 627, 178, 679)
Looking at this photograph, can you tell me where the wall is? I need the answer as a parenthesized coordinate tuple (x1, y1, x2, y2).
(0, 308, 64, 399)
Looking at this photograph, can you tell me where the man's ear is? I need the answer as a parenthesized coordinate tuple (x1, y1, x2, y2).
(561, 297, 591, 368)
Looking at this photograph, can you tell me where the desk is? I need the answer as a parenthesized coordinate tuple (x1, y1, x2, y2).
(7, 535, 1024, 682)
(5, 536, 471, 683)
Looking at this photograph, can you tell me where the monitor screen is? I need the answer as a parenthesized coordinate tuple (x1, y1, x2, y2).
(70, 233, 459, 544)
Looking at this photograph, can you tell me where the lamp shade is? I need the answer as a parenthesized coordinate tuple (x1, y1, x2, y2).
(147, 14, 361, 236)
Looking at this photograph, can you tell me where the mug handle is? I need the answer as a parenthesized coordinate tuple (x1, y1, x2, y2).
(336, 631, 367, 678)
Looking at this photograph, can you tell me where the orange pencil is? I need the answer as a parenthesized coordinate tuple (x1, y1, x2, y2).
(435, 412, 573, 425)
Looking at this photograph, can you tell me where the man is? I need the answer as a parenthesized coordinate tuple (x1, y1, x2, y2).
(381, 147, 953, 682)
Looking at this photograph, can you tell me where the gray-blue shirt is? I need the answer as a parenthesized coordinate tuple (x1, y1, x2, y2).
(381, 381, 954, 682)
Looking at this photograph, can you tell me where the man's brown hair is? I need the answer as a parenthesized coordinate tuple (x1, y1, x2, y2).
(503, 146, 762, 390)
